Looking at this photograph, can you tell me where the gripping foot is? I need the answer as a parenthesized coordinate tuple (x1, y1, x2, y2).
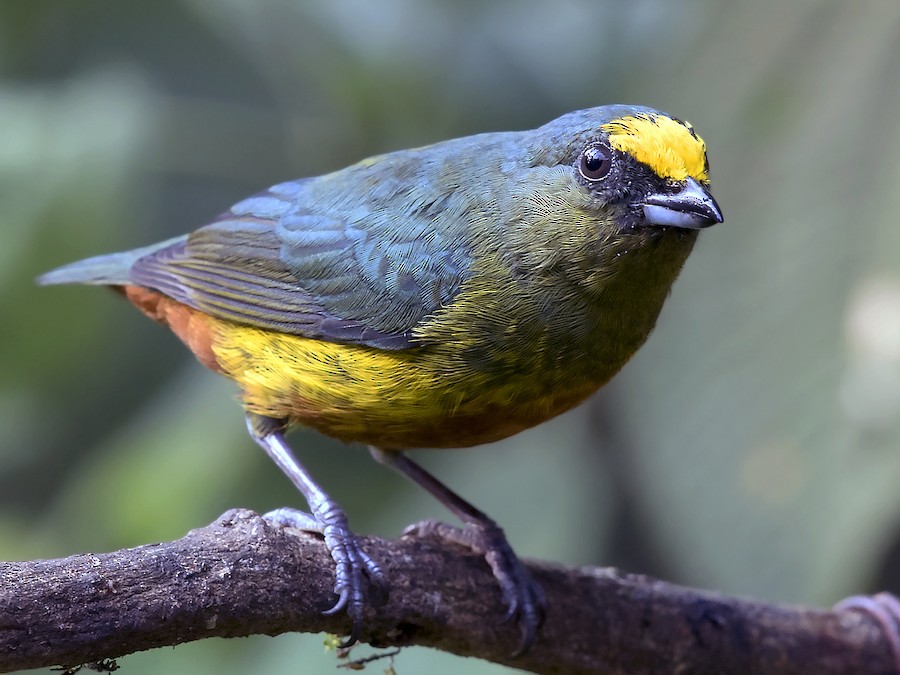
(371, 447, 545, 655)
(405, 518, 545, 655)
(248, 415, 387, 646)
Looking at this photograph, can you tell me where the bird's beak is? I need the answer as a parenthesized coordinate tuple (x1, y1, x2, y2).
(641, 177, 723, 229)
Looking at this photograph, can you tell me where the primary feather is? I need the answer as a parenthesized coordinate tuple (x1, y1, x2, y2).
(37, 237, 183, 286)
(127, 172, 474, 350)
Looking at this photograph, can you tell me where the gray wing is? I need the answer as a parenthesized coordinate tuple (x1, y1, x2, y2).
(129, 178, 473, 350)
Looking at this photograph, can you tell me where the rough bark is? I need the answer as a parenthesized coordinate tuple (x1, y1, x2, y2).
(0, 509, 893, 674)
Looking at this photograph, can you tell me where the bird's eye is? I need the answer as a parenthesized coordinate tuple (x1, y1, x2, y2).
(579, 144, 612, 181)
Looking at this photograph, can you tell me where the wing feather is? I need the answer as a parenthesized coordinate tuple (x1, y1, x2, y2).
(129, 177, 472, 350)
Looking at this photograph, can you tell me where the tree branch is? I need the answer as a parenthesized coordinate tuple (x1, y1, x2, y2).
(0, 509, 893, 674)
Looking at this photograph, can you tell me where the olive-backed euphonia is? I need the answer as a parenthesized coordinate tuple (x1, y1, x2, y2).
(40, 104, 722, 652)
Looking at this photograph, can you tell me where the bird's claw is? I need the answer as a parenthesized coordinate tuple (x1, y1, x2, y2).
(404, 518, 545, 655)
(264, 506, 387, 647)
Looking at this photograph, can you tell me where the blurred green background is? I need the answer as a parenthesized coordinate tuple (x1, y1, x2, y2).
(4, 1, 900, 673)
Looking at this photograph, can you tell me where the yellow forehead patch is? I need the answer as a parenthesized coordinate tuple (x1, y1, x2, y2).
(601, 114, 708, 181)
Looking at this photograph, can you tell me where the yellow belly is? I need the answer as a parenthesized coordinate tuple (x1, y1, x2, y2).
(210, 318, 601, 449)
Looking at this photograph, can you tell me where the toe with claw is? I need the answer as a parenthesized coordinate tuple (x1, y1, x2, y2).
(405, 518, 546, 655)
(264, 506, 387, 647)
(248, 415, 389, 647)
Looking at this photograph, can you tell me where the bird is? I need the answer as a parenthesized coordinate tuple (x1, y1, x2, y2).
(39, 104, 723, 654)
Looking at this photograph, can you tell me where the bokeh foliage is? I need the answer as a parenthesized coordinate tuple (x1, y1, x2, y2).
(4, 1, 900, 673)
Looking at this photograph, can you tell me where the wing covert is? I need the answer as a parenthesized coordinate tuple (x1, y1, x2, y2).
(129, 181, 472, 350)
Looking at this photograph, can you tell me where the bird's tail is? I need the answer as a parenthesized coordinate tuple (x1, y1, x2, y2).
(37, 236, 184, 286)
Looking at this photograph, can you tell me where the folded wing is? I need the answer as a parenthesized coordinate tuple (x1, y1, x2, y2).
(129, 181, 472, 350)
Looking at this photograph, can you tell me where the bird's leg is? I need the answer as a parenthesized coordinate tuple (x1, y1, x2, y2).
(246, 413, 387, 646)
(369, 446, 545, 655)
(835, 592, 900, 671)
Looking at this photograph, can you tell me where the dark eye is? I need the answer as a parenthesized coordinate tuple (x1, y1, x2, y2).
(579, 144, 612, 181)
